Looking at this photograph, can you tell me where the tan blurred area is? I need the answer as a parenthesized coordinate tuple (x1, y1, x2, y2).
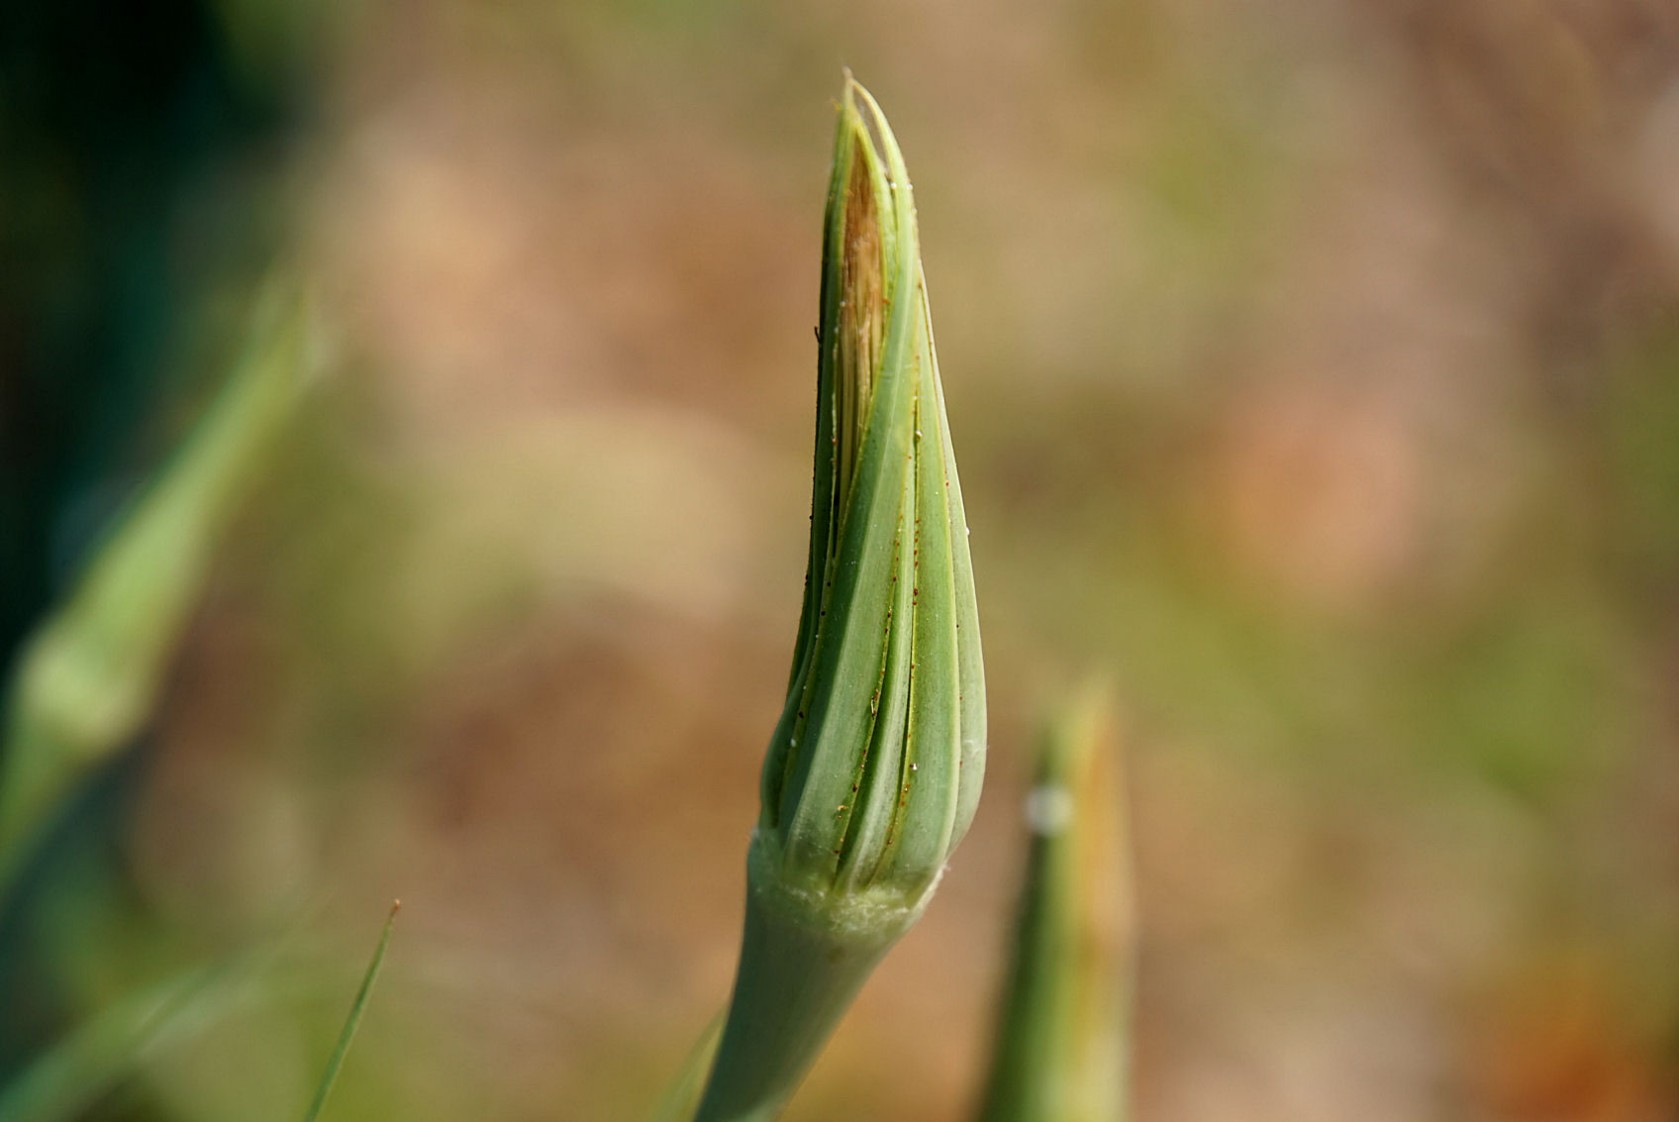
(108, 0, 1679, 1119)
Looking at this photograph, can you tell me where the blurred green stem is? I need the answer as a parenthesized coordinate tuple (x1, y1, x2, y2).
(0, 954, 265, 1122)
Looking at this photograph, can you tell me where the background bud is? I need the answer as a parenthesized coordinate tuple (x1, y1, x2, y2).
(977, 687, 1136, 1122)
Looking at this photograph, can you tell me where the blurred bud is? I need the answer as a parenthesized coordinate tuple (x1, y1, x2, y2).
(690, 75, 985, 1122)
(978, 686, 1135, 1122)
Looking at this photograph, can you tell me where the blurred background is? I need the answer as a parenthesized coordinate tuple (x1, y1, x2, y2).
(3, 1, 1678, 1119)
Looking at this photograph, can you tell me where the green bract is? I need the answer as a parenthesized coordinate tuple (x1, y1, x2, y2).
(691, 76, 985, 1122)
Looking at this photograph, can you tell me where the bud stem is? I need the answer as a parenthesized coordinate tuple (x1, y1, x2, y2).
(691, 833, 928, 1122)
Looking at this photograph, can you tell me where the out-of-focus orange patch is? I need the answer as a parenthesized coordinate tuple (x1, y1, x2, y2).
(1469, 959, 1674, 1122)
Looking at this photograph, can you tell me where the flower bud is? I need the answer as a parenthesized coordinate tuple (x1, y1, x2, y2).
(762, 75, 985, 921)
(691, 75, 985, 1122)
(977, 688, 1135, 1122)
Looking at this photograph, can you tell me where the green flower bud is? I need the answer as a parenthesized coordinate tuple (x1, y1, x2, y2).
(691, 75, 985, 1122)
(978, 688, 1135, 1122)
(761, 80, 986, 904)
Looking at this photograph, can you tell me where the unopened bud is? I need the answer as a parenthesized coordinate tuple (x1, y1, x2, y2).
(692, 74, 986, 1122)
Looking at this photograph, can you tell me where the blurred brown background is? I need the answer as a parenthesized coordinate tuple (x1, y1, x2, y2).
(15, 1, 1679, 1119)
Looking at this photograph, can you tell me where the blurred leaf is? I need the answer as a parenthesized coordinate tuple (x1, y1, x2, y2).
(0, 956, 259, 1122)
(0, 281, 312, 893)
(648, 1011, 724, 1122)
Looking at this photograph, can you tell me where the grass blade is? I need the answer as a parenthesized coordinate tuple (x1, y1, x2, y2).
(648, 1010, 726, 1122)
(302, 900, 400, 1122)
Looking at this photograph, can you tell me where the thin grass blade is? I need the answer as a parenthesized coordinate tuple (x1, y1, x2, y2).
(301, 900, 400, 1122)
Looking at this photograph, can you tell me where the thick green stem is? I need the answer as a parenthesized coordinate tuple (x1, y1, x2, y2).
(691, 835, 926, 1122)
